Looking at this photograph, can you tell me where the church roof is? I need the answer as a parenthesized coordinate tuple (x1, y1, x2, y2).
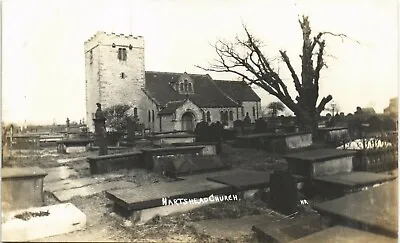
(213, 80, 261, 102)
(145, 71, 242, 108)
(158, 100, 187, 115)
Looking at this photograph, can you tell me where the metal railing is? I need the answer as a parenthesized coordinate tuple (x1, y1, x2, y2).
(337, 131, 398, 173)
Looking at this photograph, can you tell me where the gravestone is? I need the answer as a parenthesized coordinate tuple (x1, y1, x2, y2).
(93, 103, 108, 156)
(207, 169, 271, 191)
(268, 170, 300, 215)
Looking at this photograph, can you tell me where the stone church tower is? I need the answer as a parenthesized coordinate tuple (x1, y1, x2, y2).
(84, 32, 146, 132)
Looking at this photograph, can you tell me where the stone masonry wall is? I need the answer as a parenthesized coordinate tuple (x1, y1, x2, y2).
(84, 32, 146, 132)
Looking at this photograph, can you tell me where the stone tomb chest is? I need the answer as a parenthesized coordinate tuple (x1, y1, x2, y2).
(2, 167, 48, 211)
(141, 146, 204, 171)
(317, 127, 349, 146)
(236, 132, 312, 152)
(150, 132, 196, 146)
(57, 138, 94, 154)
(284, 149, 358, 178)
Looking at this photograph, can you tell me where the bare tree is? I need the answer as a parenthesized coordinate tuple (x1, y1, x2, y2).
(197, 16, 355, 137)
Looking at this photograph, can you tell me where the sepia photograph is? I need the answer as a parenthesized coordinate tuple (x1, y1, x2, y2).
(1, 0, 398, 242)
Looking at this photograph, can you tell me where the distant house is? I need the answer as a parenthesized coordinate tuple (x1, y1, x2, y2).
(84, 32, 261, 133)
(384, 97, 398, 118)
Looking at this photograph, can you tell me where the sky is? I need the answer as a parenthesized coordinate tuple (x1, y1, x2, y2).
(2, 0, 399, 125)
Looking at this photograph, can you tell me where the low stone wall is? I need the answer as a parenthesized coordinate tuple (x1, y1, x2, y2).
(39, 135, 64, 147)
(11, 136, 41, 149)
(87, 151, 143, 174)
(2, 167, 48, 211)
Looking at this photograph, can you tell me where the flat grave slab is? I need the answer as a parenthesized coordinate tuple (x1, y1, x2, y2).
(252, 215, 324, 242)
(290, 226, 397, 243)
(314, 171, 396, 188)
(52, 181, 137, 202)
(313, 181, 398, 238)
(192, 214, 281, 240)
(285, 149, 357, 162)
(2, 203, 86, 242)
(44, 173, 124, 192)
(136, 197, 220, 224)
(44, 166, 78, 183)
(207, 169, 271, 191)
(178, 168, 242, 181)
(106, 179, 232, 211)
(284, 149, 357, 178)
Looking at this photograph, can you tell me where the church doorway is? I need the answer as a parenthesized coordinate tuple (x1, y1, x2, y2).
(181, 112, 195, 131)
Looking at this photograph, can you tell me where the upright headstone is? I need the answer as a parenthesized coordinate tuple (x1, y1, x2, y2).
(268, 170, 300, 215)
(93, 103, 108, 155)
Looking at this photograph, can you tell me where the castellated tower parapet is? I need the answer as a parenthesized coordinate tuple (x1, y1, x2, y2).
(84, 31, 146, 132)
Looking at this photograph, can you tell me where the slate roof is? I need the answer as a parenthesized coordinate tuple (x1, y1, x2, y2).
(213, 80, 261, 102)
(158, 100, 187, 115)
(145, 71, 241, 108)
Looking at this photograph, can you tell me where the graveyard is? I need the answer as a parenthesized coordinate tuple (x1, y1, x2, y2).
(1, 113, 398, 242)
(2, 4, 398, 242)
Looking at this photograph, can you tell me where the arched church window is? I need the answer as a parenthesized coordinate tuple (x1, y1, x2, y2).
(180, 83, 184, 91)
(134, 107, 138, 117)
(184, 80, 188, 91)
(206, 111, 211, 122)
(229, 111, 234, 121)
(188, 83, 192, 92)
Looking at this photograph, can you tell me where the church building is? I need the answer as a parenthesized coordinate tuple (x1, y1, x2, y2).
(84, 32, 261, 132)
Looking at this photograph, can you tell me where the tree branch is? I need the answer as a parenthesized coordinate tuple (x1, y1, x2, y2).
(316, 95, 333, 114)
(279, 50, 302, 93)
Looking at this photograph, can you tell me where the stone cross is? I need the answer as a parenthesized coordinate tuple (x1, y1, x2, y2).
(93, 103, 108, 155)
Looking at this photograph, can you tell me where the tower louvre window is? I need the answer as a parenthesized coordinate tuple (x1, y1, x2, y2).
(206, 111, 211, 122)
(89, 50, 93, 64)
(229, 111, 234, 121)
(118, 48, 127, 61)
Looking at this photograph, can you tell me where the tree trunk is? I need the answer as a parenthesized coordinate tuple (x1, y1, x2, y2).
(295, 110, 319, 139)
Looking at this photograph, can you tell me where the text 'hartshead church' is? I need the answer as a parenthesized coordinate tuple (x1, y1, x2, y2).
(84, 32, 261, 132)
